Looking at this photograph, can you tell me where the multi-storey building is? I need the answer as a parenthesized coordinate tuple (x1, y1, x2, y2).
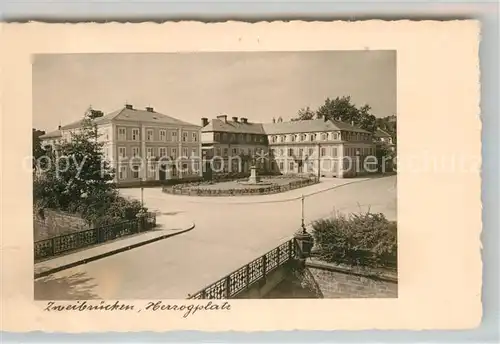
(201, 115, 269, 175)
(264, 118, 375, 177)
(200, 115, 377, 178)
(40, 104, 202, 184)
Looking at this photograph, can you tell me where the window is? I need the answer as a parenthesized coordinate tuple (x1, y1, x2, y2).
(321, 133, 327, 141)
(246, 134, 251, 142)
(147, 147, 154, 158)
(223, 148, 228, 156)
(288, 148, 294, 156)
(132, 170, 139, 179)
(182, 132, 188, 142)
(272, 136, 277, 143)
(231, 134, 236, 142)
(253, 135, 258, 142)
(171, 131, 178, 141)
(299, 148, 304, 156)
(132, 147, 140, 157)
(119, 166, 127, 180)
(216, 147, 221, 156)
(232, 148, 237, 155)
(171, 148, 177, 158)
(310, 134, 315, 141)
(159, 130, 166, 141)
(118, 128, 126, 140)
(332, 147, 338, 157)
(118, 147, 126, 158)
(192, 148, 197, 157)
(279, 149, 284, 156)
(280, 136, 285, 143)
(159, 147, 167, 157)
(132, 128, 140, 141)
(333, 133, 339, 140)
(300, 134, 306, 141)
(289, 161, 294, 171)
(291, 135, 295, 142)
(308, 148, 314, 156)
(146, 129, 154, 141)
(182, 147, 188, 157)
(192, 132, 198, 142)
(214, 133, 220, 141)
(193, 161, 200, 172)
(321, 147, 326, 157)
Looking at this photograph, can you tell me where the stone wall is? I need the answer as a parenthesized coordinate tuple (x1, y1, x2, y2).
(306, 260, 397, 298)
(34, 209, 90, 241)
(266, 259, 397, 299)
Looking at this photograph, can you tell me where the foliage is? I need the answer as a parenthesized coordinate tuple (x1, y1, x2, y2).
(311, 212, 397, 269)
(291, 96, 378, 132)
(291, 106, 315, 121)
(33, 110, 144, 227)
(32, 128, 47, 170)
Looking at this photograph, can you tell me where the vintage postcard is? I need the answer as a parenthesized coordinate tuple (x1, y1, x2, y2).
(1, 21, 481, 332)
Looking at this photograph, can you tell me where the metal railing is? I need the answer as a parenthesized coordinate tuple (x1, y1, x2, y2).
(188, 238, 300, 299)
(34, 213, 156, 261)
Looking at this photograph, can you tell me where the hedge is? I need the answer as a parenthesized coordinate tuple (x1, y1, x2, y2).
(311, 212, 397, 269)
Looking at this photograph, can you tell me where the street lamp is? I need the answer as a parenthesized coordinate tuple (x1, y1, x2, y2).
(294, 194, 314, 259)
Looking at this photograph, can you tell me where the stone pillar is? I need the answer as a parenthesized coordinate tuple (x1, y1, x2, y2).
(136, 208, 147, 232)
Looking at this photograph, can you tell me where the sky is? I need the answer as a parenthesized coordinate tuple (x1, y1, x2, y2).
(32, 51, 396, 132)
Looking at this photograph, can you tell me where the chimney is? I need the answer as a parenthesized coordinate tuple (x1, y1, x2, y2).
(146, 106, 154, 112)
(277, 117, 283, 123)
(272, 117, 276, 123)
(125, 104, 133, 110)
(201, 117, 209, 127)
(217, 114, 228, 123)
(240, 118, 248, 124)
(232, 116, 238, 122)
(58, 125, 62, 130)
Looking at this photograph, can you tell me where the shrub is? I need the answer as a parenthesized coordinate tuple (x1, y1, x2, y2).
(311, 212, 397, 269)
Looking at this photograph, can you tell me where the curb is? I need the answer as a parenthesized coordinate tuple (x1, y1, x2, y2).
(34, 222, 195, 279)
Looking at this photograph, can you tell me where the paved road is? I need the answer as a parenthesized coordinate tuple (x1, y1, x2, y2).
(34, 175, 397, 300)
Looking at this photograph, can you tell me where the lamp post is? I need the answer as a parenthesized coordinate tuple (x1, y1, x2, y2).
(294, 194, 314, 261)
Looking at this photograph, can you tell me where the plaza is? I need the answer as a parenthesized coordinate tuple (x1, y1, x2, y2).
(34, 175, 397, 300)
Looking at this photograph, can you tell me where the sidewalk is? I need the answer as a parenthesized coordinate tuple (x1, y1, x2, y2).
(34, 215, 195, 279)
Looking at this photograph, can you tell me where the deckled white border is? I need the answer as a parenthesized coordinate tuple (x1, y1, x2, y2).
(0, 20, 482, 332)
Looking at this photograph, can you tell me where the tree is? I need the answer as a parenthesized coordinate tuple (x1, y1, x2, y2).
(291, 96, 378, 132)
(32, 129, 46, 169)
(291, 106, 315, 121)
(33, 111, 115, 218)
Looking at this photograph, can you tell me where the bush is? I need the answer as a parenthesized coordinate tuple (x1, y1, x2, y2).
(311, 212, 397, 269)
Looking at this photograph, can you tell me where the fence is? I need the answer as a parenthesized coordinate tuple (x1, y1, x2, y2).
(34, 212, 156, 261)
(188, 238, 300, 299)
(163, 176, 319, 197)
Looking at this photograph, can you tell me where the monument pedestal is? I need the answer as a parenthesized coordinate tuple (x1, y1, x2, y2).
(248, 166, 261, 184)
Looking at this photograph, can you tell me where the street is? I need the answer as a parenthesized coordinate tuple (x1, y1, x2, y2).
(34, 175, 397, 300)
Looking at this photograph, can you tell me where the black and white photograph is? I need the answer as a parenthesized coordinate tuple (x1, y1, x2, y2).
(32, 51, 398, 300)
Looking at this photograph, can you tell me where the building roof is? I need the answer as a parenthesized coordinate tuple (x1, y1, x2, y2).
(202, 118, 266, 134)
(374, 128, 392, 138)
(262, 119, 370, 135)
(39, 129, 62, 139)
(45, 105, 200, 135)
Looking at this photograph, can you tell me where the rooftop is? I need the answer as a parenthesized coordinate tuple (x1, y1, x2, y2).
(40, 105, 200, 139)
(262, 118, 370, 135)
(202, 117, 266, 135)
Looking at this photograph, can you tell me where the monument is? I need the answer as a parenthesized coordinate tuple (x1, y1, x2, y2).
(248, 166, 261, 184)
